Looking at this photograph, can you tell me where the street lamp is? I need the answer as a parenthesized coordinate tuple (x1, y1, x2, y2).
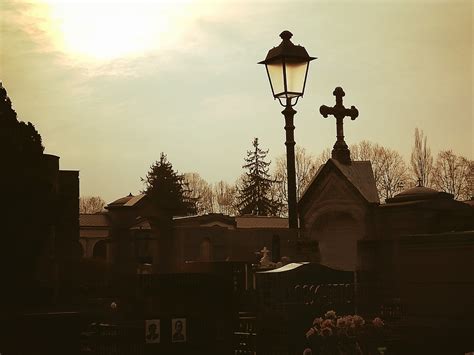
(259, 30, 316, 228)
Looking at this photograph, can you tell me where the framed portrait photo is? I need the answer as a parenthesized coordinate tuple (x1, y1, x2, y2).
(145, 319, 160, 344)
(171, 318, 186, 343)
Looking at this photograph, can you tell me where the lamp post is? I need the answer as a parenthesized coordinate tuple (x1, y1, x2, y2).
(259, 31, 316, 229)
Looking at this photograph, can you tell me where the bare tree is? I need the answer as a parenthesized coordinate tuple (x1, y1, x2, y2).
(410, 128, 433, 187)
(432, 150, 472, 200)
(213, 180, 238, 215)
(183, 172, 214, 214)
(350, 140, 384, 190)
(273, 146, 319, 216)
(350, 141, 409, 202)
(80, 196, 106, 214)
(314, 147, 332, 169)
(377, 147, 410, 201)
(350, 140, 382, 162)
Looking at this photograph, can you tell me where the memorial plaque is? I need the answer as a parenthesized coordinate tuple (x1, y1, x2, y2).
(145, 319, 160, 344)
(171, 318, 186, 343)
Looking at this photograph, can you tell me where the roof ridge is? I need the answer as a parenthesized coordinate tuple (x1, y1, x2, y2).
(299, 158, 379, 207)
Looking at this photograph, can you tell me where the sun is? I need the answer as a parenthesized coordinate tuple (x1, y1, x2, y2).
(38, 0, 193, 61)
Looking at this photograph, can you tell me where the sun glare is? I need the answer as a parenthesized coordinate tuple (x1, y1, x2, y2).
(38, 0, 193, 61)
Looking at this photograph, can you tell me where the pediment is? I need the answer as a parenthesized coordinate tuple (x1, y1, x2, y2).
(306, 170, 362, 206)
(300, 159, 379, 212)
(299, 159, 379, 220)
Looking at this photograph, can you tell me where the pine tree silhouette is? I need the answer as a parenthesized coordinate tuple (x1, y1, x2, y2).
(0, 82, 44, 169)
(142, 153, 197, 216)
(237, 138, 281, 216)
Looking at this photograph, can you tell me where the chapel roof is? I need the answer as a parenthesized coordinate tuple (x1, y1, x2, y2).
(106, 193, 146, 208)
(109, 194, 133, 205)
(331, 159, 379, 203)
(299, 158, 380, 208)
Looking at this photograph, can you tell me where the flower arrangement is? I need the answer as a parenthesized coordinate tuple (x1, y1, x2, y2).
(304, 310, 385, 355)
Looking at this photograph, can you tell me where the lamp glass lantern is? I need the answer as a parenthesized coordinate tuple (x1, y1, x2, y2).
(259, 31, 316, 106)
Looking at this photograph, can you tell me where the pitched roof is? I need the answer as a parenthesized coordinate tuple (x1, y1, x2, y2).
(106, 193, 146, 208)
(299, 158, 380, 207)
(331, 159, 379, 203)
(123, 194, 147, 207)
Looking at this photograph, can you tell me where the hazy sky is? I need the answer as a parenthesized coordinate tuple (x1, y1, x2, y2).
(1, 0, 472, 202)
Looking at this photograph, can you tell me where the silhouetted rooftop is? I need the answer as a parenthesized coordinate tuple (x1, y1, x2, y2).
(331, 159, 379, 203)
(107, 193, 146, 208)
(386, 185, 453, 203)
(299, 158, 380, 206)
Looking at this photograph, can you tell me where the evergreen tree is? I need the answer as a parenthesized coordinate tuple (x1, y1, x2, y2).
(0, 82, 50, 311)
(142, 153, 197, 216)
(237, 138, 281, 216)
(0, 82, 44, 172)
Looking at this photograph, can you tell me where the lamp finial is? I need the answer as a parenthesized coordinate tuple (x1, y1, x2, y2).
(280, 31, 293, 41)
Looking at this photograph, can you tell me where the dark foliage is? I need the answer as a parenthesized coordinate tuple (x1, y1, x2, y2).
(0, 83, 44, 164)
(142, 153, 197, 216)
(0, 82, 51, 311)
(237, 138, 281, 216)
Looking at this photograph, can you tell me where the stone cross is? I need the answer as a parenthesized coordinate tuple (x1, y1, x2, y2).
(320, 87, 359, 164)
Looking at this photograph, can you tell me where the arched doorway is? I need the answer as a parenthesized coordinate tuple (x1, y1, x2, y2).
(311, 211, 362, 271)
